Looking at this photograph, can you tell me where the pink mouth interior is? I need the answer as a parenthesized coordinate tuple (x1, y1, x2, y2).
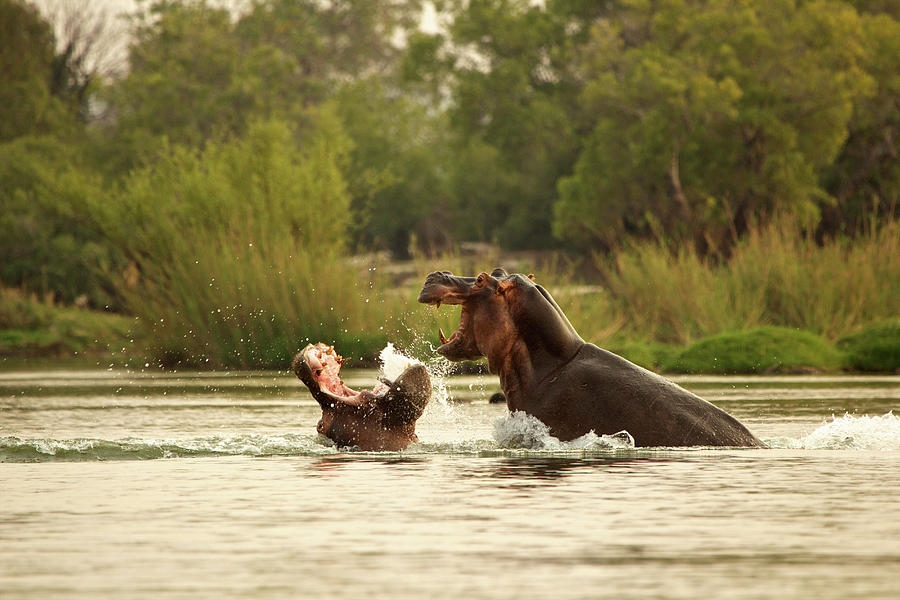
(305, 344, 388, 400)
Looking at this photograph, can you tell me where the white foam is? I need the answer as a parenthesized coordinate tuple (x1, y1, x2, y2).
(493, 411, 635, 451)
(378, 342, 456, 412)
(768, 412, 900, 450)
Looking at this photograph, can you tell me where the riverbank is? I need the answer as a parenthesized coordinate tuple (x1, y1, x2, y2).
(0, 289, 137, 367)
(2, 291, 896, 374)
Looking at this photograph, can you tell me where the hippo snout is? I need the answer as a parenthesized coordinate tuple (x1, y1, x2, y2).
(418, 271, 476, 305)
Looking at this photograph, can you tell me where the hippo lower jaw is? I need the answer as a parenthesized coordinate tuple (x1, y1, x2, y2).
(432, 305, 481, 361)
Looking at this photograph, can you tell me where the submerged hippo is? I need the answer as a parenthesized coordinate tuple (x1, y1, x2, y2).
(418, 269, 764, 447)
(292, 343, 431, 450)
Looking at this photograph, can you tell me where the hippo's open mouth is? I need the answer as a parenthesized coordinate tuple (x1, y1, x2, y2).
(417, 271, 482, 361)
(293, 342, 432, 420)
(421, 300, 473, 358)
(292, 343, 388, 407)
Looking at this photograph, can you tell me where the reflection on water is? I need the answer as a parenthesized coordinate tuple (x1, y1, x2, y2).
(0, 368, 898, 599)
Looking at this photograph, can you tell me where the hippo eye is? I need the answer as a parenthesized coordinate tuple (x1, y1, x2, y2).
(476, 274, 485, 284)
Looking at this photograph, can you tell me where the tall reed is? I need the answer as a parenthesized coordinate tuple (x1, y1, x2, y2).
(597, 219, 899, 344)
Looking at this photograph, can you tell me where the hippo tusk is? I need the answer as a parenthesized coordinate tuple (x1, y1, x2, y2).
(439, 327, 448, 345)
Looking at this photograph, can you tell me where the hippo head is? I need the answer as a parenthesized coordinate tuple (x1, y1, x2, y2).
(417, 269, 583, 371)
(292, 343, 431, 450)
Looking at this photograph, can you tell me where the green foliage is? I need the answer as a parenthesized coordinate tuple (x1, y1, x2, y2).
(101, 0, 421, 174)
(838, 319, 900, 372)
(0, 0, 75, 141)
(94, 117, 419, 368)
(822, 12, 900, 235)
(2, 0, 899, 373)
(666, 327, 846, 374)
(0, 135, 122, 307)
(606, 341, 680, 372)
(436, 0, 590, 248)
(335, 78, 451, 257)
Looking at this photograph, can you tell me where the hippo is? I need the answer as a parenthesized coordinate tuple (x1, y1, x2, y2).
(292, 343, 432, 450)
(418, 269, 764, 447)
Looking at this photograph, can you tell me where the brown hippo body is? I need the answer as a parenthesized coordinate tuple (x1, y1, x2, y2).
(418, 269, 763, 448)
(292, 343, 432, 451)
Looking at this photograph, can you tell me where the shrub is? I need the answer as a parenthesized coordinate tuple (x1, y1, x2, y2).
(838, 319, 900, 372)
(665, 326, 846, 374)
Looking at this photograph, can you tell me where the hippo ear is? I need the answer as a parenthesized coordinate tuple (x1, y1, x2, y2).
(490, 267, 507, 278)
(527, 273, 535, 282)
(496, 278, 516, 295)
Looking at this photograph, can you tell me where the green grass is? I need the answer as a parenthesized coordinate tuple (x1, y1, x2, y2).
(0, 289, 135, 360)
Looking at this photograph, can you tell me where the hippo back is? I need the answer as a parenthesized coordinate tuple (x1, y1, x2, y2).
(533, 344, 764, 447)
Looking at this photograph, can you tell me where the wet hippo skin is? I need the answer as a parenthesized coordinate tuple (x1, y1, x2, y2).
(418, 269, 764, 447)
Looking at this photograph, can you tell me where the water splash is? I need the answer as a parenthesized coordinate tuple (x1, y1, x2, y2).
(766, 412, 900, 450)
(378, 342, 456, 412)
(493, 411, 635, 451)
(378, 342, 423, 382)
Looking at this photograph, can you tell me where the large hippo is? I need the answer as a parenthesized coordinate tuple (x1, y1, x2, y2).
(418, 269, 764, 447)
(292, 343, 432, 450)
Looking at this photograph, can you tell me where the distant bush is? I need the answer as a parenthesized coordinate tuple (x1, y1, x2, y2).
(665, 327, 846, 374)
(838, 319, 900, 372)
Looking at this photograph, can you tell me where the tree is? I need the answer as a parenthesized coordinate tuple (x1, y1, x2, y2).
(0, 0, 70, 141)
(0, 135, 119, 306)
(101, 0, 423, 174)
(427, 0, 609, 248)
(335, 78, 453, 257)
(822, 11, 900, 235)
(34, 0, 127, 122)
(554, 0, 874, 253)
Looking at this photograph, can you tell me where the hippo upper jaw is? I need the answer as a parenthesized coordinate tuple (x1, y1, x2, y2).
(418, 271, 487, 361)
(417, 271, 477, 306)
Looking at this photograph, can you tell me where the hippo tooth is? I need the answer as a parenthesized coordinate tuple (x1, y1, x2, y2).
(439, 327, 448, 345)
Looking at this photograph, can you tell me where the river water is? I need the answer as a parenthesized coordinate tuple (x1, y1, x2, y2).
(1, 355, 899, 599)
